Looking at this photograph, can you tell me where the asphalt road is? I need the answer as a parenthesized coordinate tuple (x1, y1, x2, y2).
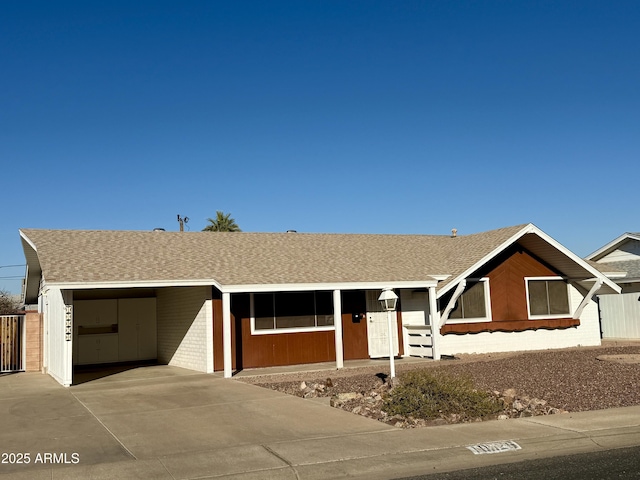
(398, 445, 640, 480)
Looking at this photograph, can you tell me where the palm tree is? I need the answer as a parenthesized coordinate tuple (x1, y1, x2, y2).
(202, 211, 242, 232)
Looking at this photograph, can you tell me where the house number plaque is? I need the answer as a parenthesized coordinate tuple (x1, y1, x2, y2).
(64, 305, 72, 341)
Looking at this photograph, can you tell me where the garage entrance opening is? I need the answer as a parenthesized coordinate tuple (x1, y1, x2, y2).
(73, 359, 158, 385)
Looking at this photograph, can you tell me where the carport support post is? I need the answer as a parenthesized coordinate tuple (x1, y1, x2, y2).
(63, 291, 73, 387)
(222, 292, 232, 378)
(333, 289, 343, 370)
(428, 286, 441, 360)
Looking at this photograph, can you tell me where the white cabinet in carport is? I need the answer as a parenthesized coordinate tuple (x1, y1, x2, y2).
(118, 298, 157, 362)
(75, 300, 119, 365)
(77, 334, 119, 364)
(74, 299, 118, 327)
(74, 298, 157, 365)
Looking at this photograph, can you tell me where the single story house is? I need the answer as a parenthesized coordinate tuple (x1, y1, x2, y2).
(20, 223, 619, 387)
(585, 232, 640, 339)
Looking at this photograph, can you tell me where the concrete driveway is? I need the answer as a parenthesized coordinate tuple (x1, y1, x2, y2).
(0, 366, 393, 478)
(3, 366, 640, 479)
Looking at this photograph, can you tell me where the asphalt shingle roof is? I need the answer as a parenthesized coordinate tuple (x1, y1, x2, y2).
(21, 225, 528, 291)
(597, 260, 640, 281)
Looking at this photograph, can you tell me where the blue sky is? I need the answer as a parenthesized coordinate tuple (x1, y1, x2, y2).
(1, 1, 639, 294)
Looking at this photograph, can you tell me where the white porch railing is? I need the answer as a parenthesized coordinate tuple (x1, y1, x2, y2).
(404, 325, 434, 358)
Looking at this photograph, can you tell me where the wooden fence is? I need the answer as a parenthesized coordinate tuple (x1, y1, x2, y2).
(1, 315, 24, 372)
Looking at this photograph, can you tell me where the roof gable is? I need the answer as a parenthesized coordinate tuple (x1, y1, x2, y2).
(586, 233, 640, 262)
(436, 224, 621, 297)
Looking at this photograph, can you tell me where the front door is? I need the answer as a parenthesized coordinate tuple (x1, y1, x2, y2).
(365, 291, 399, 358)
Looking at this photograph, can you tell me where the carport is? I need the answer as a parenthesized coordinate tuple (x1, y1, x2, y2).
(24, 281, 215, 386)
(19, 230, 221, 386)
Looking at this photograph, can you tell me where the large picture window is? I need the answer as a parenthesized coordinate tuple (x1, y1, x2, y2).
(448, 279, 490, 321)
(526, 277, 570, 318)
(253, 291, 335, 334)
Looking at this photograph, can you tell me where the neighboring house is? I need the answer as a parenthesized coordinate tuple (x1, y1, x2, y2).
(586, 233, 640, 339)
(20, 223, 619, 387)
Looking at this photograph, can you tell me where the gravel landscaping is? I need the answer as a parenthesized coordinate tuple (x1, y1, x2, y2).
(238, 343, 640, 427)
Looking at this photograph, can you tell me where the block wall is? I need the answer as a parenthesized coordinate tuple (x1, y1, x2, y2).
(156, 286, 212, 373)
(24, 310, 42, 372)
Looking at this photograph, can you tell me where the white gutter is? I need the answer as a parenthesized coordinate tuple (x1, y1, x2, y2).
(44, 279, 439, 294)
(42, 279, 438, 293)
(221, 280, 438, 293)
(44, 279, 226, 291)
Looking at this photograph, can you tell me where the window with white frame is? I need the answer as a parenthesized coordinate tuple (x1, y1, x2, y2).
(526, 277, 570, 318)
(252, 291, 334, 333)
(448, 279, 491, 322)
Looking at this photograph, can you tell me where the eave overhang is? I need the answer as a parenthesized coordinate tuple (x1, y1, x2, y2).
(585, 233, 640, 261)
(437, 224, 621, 298)
(20, 231, 42, 304)
(39, 279, 440, 295)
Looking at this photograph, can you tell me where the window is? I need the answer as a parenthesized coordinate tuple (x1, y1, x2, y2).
(448, 279, 490, 321)
(252, 291, 335, 334)
(526, 277, 570, 318)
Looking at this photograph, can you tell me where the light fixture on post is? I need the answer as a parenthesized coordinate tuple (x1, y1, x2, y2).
(378, 288, 399, 378)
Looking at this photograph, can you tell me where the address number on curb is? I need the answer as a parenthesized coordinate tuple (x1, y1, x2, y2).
(467, 440, 522, 455)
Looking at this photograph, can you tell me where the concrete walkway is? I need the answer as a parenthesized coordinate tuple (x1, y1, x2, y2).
(1, 366, 639, 479)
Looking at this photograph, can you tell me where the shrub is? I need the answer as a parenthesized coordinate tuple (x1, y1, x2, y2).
(0, 290, 20, 315)
(382, 369, 502, 421)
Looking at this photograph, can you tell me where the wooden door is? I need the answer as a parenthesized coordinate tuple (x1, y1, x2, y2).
(1, 316, 24, 372)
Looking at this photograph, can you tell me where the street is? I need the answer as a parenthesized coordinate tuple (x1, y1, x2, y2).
(400, 445, 640, 480)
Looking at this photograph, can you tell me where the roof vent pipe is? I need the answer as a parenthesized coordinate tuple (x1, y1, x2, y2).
(451, 228, 457, 238)
(153, 228, 166, 232)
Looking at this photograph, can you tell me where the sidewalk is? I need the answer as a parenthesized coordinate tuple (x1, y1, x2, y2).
(1, 367, 639, 479)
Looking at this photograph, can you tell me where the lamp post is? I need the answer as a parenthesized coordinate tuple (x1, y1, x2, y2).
(378, 288, 399, 378)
